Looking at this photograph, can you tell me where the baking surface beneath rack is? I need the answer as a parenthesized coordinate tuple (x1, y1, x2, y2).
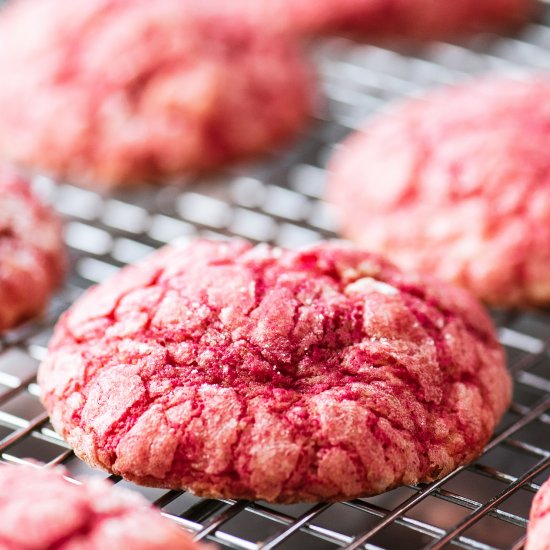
(1, 3, 550, 548)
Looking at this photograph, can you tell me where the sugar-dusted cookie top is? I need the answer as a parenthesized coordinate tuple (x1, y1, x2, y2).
(39, 239, 510, 503)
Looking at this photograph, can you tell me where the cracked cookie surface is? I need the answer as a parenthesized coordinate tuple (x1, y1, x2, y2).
(0, 464, 202, 549)
(0, 171, 64, 331)
(39, 239, 511, 503)
(328, 76, 550, 307)
(0, 0, 314, 188)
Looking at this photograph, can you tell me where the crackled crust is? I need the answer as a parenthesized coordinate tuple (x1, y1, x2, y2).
(0, 0, 314, 188)
(0, 464, 202, 549)
(0, 171, 64, 331)
(329, 76, 550, 307)
(39, 239, 511, 503)
(526, 478, 550, 550)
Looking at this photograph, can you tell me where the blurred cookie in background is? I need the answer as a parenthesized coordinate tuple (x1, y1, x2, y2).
(204, 0, 536, 40)
(0, 0, 316, 189)
(328, 76, 550, 307)
(0, 463, 205, 549)
(526, 477, 550, 550)
(0, 169, 64, 331)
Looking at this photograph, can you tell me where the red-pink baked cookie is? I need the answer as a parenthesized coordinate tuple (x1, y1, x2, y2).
(527, 477, 550, 550)
(0, 0, 314, 188)
(0, 463, 202, 550)
(0, 171, 64, 331)
(38, 239, 511, 503)
(355, 0, 535, 39)
(205, 0, 535, 39)
(328, 76, 550, 307)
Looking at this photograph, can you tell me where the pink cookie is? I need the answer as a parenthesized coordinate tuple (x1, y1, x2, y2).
(527, 477, 550, 550)
(0, 463, 203, 550)
(204, 0, 535, 39)
(0, 0, 315, 188)
(39, 239, 510, 503)
(328, 76, 550, 307)
(0, 170, 64, 331)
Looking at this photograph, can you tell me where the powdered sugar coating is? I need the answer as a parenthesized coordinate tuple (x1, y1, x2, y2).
(0, 464, 202, 550)
(39, 239, 511, 503)
(0, 0, 314, 188)
(205, 0, 534, 39)
(527, 477, 550, 550)
(328, 76, 550, 307)
(0, 171, 64, 331)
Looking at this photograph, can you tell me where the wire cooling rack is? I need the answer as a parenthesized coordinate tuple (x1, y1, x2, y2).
(1, 4, 550, 549)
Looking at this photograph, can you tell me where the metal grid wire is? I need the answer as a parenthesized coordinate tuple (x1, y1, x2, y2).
(1, 3, 550, 549)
